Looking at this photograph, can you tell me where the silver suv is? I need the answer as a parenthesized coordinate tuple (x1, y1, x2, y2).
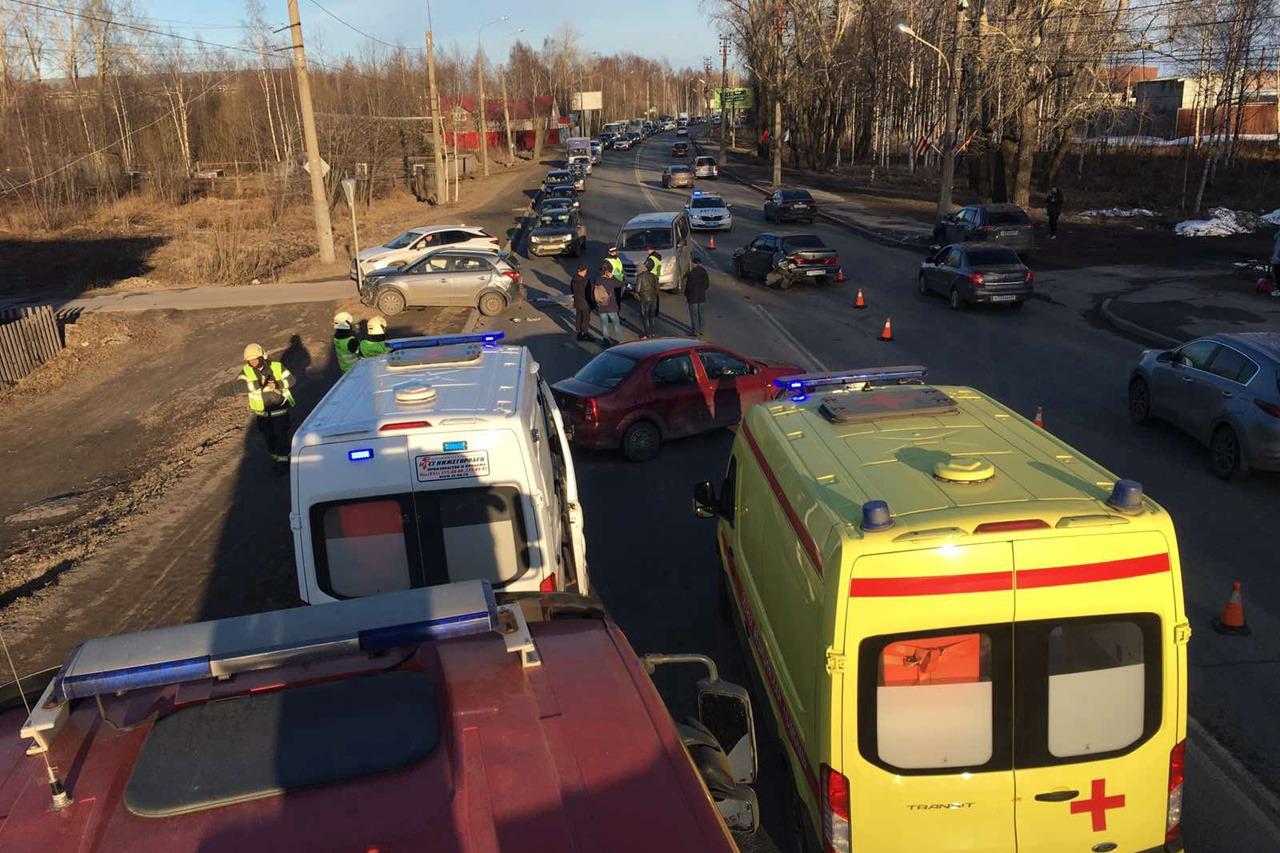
(1129, 332, 1280, 479)
(360, 249, 522, 317)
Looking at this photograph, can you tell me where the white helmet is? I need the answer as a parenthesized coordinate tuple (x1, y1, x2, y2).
(367, 316, 387, 335)
(243, 343, 266, 362)
(333, 310, 354, 330)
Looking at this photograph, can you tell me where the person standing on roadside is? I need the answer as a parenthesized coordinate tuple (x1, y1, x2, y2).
(684, 257, 710, 337)
(634, 259, 660, 339)
(359, 316, 391, 357)
(241, 343, 295, 465)
(1046, 186, 1065, 240)
(594, 263, 622, 345)
(570, 264, 592, 341)
(332, 311, 360, 373)
(645, 247, 663, 316)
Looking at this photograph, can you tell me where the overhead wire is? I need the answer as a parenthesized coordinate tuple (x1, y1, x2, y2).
(305, 0, 422, 51)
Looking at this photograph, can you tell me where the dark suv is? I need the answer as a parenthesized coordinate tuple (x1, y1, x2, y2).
(933, 204, 1035, 253)
(763, 189, 817, 224)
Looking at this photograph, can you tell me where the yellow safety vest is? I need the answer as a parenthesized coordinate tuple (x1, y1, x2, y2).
(242, 361, 295, 414)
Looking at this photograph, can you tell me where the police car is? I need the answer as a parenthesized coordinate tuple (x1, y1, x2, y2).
(290, 332, 588, 604)
(684, 191, 733, 231)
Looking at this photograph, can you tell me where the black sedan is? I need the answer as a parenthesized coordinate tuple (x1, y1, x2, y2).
(932, 203, 1035, 254)
(541, 183, 580, 210)
(733, 233, 840, 290)
(763, 188, 817, 223)
(918, 245, 1033, 309)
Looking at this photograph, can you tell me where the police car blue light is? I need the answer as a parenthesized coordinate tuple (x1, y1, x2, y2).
(388, 331, 506, 352)
(774, 365, 928, 391)
(348, 448, 374, 461)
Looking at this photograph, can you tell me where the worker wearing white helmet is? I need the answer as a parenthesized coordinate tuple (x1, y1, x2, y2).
(359, 316, 391, 358)
(240, 343, 295, 465)
(332, 311, 360, 373)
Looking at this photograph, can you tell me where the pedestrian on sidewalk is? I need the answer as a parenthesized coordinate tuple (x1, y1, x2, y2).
(635, 261, 660, 339)
(241, 343, 296, 466)
(332, 311, 360, 373)
(685, 257, 709, 337)
(594, 263, 622, 345)
(359, 316, 391, 357)
(1046, 186, 1065, 239)
(570, 264, 593, 341)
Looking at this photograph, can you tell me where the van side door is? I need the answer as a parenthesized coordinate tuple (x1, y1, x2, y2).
(1010, 532, 1184, 853)
(676, 215, 692, 286)
(537, 378, 589, 595)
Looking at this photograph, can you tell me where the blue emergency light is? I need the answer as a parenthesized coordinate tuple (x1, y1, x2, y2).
(388, 331, 505, 352)
(774, 365, 928, 392)
(348, 448, 374, 461)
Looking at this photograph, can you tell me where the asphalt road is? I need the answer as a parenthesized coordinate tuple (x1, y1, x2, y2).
(476, 126, 1280, 851)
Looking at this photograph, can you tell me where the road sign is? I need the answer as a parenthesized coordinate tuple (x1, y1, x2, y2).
(341, 178, 356, 206)
(303, 158, 330, 178)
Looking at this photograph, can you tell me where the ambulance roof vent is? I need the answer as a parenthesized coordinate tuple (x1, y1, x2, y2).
(934, 457, 995, 484)
(394, 383, 438, 405)
(818, 386, 958, 425)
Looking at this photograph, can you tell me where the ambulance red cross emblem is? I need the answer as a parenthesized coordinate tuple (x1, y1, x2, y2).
(1070, 778, 1126, 831)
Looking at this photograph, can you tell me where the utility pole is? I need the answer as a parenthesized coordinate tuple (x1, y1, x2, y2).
(772, 2, 785, 188)
(286, 0, 334, 263)
(426, 27, 446, 204)
(476, 48, 489, 177)
(703, 57, 713, 115)
(938, 1, 966, 219)
(718, 35, 730, 162)
(500, 66, 514, 164)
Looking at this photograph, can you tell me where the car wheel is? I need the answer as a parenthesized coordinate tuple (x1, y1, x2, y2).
(478, 292, 508, 317)
(917, 274, 929, 296)
(1128, 376, 1152, 425)
(1210, 424, 1249, 481)
(775, 273, 791, 291)
(621, 420, 661, 463)
(376, 289, 406, 316)
(949, 287, 965, 310)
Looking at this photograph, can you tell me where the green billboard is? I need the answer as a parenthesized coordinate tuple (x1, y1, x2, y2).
(712, 87, 753, 110)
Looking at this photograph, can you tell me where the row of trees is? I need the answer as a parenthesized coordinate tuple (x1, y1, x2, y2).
(714, 0, 1280, 209)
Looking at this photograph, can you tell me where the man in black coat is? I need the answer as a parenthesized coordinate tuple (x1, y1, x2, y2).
(570, 264, 592, 341)
(684, 257, 710, 337)
(1046, 186, 1065, 239)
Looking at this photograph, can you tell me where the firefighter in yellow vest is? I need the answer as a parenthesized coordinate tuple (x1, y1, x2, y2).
(333, 311, 360, 373)
(359, 316, 391, 357)
(241, 343, 296, 465)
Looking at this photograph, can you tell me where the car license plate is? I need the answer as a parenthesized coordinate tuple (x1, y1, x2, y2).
(1000, 229, 1018, 237)
(991, 294, 1017, 302)
(794, 203, 808, 208)
(806, 269, 826, 277)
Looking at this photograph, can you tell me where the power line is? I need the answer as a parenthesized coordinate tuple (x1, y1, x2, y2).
(305, 0, 422, 51)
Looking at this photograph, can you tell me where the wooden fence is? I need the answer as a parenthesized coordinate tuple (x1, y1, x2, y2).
(0, 306, 63, 384)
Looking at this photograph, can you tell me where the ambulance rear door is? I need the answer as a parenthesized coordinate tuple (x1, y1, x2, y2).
(1010, 530, 1183, 853)
(843, 541, 1016, 853)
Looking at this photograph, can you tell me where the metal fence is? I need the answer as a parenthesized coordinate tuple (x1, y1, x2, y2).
(0, 305, 63, 384)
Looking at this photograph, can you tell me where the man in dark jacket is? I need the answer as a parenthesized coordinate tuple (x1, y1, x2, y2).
(570, 265, 592, 340)
(684, 257, 709, 337)
(1046, 186, 1064, 239)
(595, 263, 622, 345)
(634, 264, 660, 339)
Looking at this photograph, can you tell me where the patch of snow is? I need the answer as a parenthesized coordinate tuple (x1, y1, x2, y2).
(1175, 207, 1259, 237)
(1078, 207, 1157, 219)
(1260, 208, 1280, 225)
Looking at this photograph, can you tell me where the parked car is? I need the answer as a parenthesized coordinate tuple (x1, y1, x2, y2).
(676, 126, 689, 136)
(933, 203, 1035, 253)
(528, 208, 587, 258)
(684, 191, 732, 231)
(662, 164, 695, 189)
(613, 134, 633, 150)
(917, 244, 1033, 309)
(763, 188, 817, 223)
(359, 248, 522, 317)
(552, 339, 801, 462)
(351, 225, 499, 279)
(542, 183, 580, 210)
(543, 169, 574, 191)
(693, 155, 718, 179)
(671, 141, 690, 158)
(1128, 332, 1280, 479)
(732, 232, 840, 289)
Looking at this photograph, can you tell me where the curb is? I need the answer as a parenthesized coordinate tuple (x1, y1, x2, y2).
(1189, 715, 1280, 841)
(1099, 297, 1184, 348)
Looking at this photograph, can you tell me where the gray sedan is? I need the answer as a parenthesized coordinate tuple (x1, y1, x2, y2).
(917, 245, 1033, 309)
(360, 248, 521, 317)
(1128, 333, 1280, 479)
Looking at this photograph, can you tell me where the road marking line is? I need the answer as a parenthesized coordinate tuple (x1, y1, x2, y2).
(752, 303, 826, 372)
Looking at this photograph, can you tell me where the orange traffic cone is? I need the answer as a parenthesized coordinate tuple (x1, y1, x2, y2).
(853, 288, 866, 309)
(1033, 405, 1044, 428)
(1212, 581, 1251, 635)
(708, 235, 717, 250)
(836, 267, 847, 283)
(878, 317, 894, 342)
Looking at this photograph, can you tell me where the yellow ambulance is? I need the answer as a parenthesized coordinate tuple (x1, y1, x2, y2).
(692, 366, 1189, 853)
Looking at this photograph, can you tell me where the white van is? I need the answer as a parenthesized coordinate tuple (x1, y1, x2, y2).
(290, 332, 588, 604)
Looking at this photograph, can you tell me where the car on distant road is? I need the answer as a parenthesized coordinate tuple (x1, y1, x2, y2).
(543, 169, 574, 191)
(536, 196, 576, 217)
(763, 188, 817, 223)
(676, 126, 688, 136)
(732, 232, 840, 289)
(1128, 332, 1280, 480)
(351, 224, 500, 279)
(552, 338, 801, 462)
(693, 155, 718, 179)
(542, 183, 580, 210)
(359, 248, 522, 317)
(684, 191, 732, 231)
(599, 132, 616, 149)
(917, 245, 1033, 310)
(566, 163, 588, 191)
(613, 134, 632, 150)
(589, 140, 602, 162)
(628, 131, 643, 145)
(933, 203, 1035, 254)
(568, 153, 592, 176)
(671, 141, 690, 157)
(528, 208, 587, 258)
(662, 164, 695, 189)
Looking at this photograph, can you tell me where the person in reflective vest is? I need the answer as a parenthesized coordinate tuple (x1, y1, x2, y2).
(333, 311, 360, 373)
(605, 246, 625, 282)
(360, 316, 391, 357)
(241, 343, 295, 465)
(645, 248, 662, 280)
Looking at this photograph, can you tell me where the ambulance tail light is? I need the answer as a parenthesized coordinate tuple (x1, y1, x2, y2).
(379, 420, 432, 432)
(1165, 738, 1186, 844)
(820, 763, 851, 853)
(973, 519, 1050, 534)
(539, 573, 557, 593)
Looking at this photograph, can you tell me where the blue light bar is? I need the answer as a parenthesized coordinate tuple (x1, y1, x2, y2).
(774, 365, 928, 392)
(388, 331, 506, 352)
(348, 448, 374, 461)
(358, 607, 496, 653)
(60, 656, 213, 701)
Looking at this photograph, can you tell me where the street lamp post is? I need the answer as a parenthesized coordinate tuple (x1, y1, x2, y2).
(896, 6, 966, 219)
(476, 15, 510, 178)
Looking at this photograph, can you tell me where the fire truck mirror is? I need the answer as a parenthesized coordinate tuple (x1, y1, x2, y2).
(697, 678, 757, 785)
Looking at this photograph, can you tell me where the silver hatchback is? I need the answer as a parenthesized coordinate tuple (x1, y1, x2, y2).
(360, 248, 521, 318)
(1129, 333, 1280, 479)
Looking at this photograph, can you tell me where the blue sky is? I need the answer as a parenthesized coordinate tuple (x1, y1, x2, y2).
(144, 0, 722, 72)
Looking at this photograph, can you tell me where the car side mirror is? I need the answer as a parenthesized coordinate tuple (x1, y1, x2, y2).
(1156, 350, 1174, 363)
(693, 480, 718, 518)
(698, 678, 757, 784)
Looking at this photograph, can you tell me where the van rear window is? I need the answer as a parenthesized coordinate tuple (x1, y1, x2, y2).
(1046, 620, 1147, 758)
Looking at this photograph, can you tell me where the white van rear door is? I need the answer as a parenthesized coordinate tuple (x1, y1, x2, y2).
(541, 379, 589, 596)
